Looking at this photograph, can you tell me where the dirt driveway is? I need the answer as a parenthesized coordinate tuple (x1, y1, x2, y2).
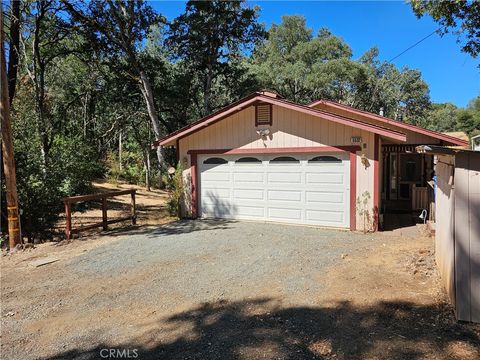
(1, 221, 479, 359)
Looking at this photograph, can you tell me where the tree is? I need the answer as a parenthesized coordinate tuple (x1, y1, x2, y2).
(411, 1, 480, 58)
(62, 0, 167, 171)
(166, 0, 265, 115)
(21, 0, 77, 171)
(251, 16, 431, 124)
(251, 16, 353, 103)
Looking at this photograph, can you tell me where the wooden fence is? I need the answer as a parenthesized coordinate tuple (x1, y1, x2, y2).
(63, 189, 136, 240)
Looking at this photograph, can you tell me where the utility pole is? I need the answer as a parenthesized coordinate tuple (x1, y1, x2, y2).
(1, 7, 22, 250)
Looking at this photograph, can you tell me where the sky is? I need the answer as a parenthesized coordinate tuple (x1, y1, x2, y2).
(151, 1, 480, 108)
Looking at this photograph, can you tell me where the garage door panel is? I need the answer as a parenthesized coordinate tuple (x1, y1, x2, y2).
(306, 210, 344, 223)
(201, 186, 229, 195)
(306, 173, 344, 185)
(202, 171, 230, 182)
(306, 191, 344, 204)
(268, 190, 302, 202)
(268, 207, 302, 220)
(235, 205, 265, 218)
(233, 172, 264, 183)
(268, 172, 302, 184)
(233, 188, 264, 201)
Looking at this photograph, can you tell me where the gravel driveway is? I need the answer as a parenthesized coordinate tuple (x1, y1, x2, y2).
(67, 220, 370, 306)
(2, 220, 479, 359)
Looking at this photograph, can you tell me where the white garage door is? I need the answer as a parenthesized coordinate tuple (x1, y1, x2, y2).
(198, 153, 350, 228)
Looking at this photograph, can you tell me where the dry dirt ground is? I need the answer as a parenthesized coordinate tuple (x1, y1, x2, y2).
(57, 181, 175, 234)
(1, 191, 479, 359)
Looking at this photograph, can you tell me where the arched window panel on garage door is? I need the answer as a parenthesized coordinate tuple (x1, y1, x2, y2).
(203, 157, 228, 164)
(269, 156, 300, 163)
(235, 157, 262, 163)
(308, 156, 342, 163)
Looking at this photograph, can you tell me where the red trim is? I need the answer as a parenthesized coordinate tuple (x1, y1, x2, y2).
(309, 99, 468, 146)
(188, 145, 361, 156)
(189, 146, 359, 231)
(349, 151, 357, 231)
(255, 103, 273, 126)
(156, 93, 407, 147)
(175, 139, 180, 164)
(373, 134, 380, 231)
(190, 153, 198, 218)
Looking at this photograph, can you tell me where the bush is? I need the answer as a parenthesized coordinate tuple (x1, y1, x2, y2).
(1, 136, 103, 242)
(165, 162, 184, 217)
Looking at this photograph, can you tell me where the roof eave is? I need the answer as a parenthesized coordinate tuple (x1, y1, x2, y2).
(309, 99, 469, 147)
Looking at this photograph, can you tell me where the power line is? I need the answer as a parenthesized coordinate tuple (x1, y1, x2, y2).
(388, 29, 439, 63)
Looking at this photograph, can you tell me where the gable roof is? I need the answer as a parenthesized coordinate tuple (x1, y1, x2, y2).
(309, 99, 469, 147)
(155, 92, 407, 147)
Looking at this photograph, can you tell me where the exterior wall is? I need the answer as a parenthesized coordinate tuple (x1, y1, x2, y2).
(312, 104, 442, 145)
(178, 105, 376, 231)
(435, 155, 456, 308)
(435, 152, 480, 323)
(454, 152, 480, 323)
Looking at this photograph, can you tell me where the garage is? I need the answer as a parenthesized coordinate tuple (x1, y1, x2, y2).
(198, 152, 350, 228)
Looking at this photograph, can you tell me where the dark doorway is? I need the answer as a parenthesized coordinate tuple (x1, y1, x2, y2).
(381, 145, 435, 230)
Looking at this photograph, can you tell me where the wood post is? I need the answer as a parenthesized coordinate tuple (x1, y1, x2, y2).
(102, 197, 108, 230)
(131, 191, 136, 225)
(1, 8, 22, 249)
(65, 202, 72, 240)
(63, 189, 137, 238)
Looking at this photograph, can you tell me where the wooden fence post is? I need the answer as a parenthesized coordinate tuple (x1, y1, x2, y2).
(131, 190, 136, 225)
(65, 201, 71, 240)
(102, 197, 108, 231)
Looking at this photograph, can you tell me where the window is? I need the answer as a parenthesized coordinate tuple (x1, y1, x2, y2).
(235, 157, 262, 163)
(255, 103, 272, 126)
(269, 156, 299, 163)
(203, 157, 228, 164)
(308, 156, 342, 163)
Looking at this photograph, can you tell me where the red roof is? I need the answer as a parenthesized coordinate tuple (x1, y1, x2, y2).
(309, 99, 468, 147)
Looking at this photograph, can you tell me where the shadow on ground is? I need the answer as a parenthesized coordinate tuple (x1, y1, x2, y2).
(47, 298, 480, 360)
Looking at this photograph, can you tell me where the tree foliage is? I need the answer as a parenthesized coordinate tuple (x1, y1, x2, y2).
(166, 0, 265, 115)
(411, 0, 480, 58)
(251, 16, 431, 124)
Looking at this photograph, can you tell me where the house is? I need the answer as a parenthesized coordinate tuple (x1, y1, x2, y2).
(416, 145, 480, 323)
(155, 91, 468, 231)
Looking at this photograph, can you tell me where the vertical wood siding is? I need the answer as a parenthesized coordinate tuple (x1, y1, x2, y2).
(435, 155, 456, 308)
(454, 152, 480, 323)
(179, 105, 376, 230)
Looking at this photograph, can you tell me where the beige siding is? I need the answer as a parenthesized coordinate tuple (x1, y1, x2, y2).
(312, 103, 442, 145)
(179, 105, 376, 230)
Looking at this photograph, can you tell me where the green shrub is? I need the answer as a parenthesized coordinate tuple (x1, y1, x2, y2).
(165, 163, 184, 217)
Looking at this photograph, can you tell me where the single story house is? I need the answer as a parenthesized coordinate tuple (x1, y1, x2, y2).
(155, 91, 468, 231)
(417, 145, 480, 323)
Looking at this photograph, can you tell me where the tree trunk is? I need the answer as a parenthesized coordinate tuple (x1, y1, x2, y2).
(118, 131, 123, 171)
(143, 148, 151, 191)
(1, 8, 22, 249)
(7, 0, 20, 105)
(138, 70, 165, 178)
